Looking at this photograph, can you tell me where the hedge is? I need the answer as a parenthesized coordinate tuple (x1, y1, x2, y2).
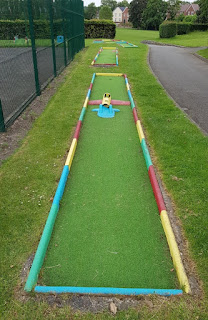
(190, 23, 208, 31)
(84, 19, 116, 39)
(177, 23, 191, 35)
(160, 21, 208, 38)
(0, 19, 116, 40)
(159, 22, 177, 38)
(0, 20, 62, 40)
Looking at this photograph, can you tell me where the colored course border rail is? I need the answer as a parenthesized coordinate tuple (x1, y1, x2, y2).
(93, 39, 118, 44)
(91, 47, 118, 67)
(24, 73, 190, 295)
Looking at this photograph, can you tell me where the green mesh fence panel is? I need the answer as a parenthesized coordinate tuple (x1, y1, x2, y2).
(0, 0, 85, 129)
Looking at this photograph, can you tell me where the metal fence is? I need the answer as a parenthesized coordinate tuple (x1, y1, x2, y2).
(0, 0, 85, 131)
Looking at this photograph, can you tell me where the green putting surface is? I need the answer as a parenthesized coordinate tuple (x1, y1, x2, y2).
(41, 76, 177, 289)
(95, 49, 116, 64)
(120, 44, 136, 48)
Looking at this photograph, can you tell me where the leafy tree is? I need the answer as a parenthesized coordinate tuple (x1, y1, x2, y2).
(166, 0, 181, 20)
(129, 0, 147, 28)
(84, 2, 97, 20)
(184, 14, 197, 23)
(101, 0, 117, 11)
(117, 0, 129, 8)
(142, 0, 167, 30)
(0, 0, 48, 20)
(99, 5, 113, 19)
(196, 0, 208, 23)
(176, 13, 185, 21)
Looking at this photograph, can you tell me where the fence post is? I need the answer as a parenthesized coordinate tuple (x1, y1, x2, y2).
(0, 99, 6, 132)
(48, 0, 57, 77)
(61, 0, 67, 67)
(82, 0, 85, 49)
(27, 0, 41, 96)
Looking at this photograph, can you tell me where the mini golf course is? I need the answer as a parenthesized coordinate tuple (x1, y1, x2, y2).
(91, 47, 118, 67)
(116, 40, 138, 48)
(93, 39, 138, 48)
(24, 73, 190, 296)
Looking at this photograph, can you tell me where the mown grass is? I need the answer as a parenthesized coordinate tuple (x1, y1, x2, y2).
(0, 28, 208, 319)
(155, 30, 208, 47)
(197, 48, 208, 59)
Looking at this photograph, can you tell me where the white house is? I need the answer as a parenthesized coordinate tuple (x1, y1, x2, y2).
(113, 7, 129, 24)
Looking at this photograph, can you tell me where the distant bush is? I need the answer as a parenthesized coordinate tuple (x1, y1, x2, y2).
(159, 22, 177, 38)
(159, 21, 208, 38)
(177, 22, 191, 35)
(0, 19, 116, 40)
(84, 19, 115, 38)
(176, 14, 185, 22)
(0, 20, 27, 40)
(184, 14, 197, 23)
(190, 23, 208, 31)
(0, 19, 62, 40)
(117, 22, 133, 28)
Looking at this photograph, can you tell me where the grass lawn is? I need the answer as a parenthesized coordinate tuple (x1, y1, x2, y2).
(155, 30, 208, 47)
(197, 48, 208, 59)
(0, 27, 208, 319)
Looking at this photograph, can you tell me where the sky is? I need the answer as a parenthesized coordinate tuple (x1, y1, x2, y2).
(83, 0, 196, 8)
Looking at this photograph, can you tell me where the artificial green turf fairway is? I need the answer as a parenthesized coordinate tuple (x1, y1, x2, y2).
(95, 49, 116, 64)
(121, 44, 136, 48)
(41, 76, 176, 289)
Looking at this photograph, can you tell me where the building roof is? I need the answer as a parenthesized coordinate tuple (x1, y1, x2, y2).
(191, 4, 200, 12)
(113, 6, 128, 13)
(179, 3, 200, 14)
(179, 4, 190, 13)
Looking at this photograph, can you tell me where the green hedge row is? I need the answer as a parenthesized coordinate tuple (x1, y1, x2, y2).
(84, 19, 116, 39)
(0, 19, 116, 40)
(177, 22, 191, 35)
(190, 23, 208, 31)
(159, 22, 177, 38)
(160, 21, 208, 38)
(0, 19, 62, 39)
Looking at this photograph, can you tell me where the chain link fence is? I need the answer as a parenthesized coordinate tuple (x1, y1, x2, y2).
(0, 0, 85, 131)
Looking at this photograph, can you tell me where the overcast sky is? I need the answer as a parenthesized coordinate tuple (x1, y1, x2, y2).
(83, 0, 196, 8)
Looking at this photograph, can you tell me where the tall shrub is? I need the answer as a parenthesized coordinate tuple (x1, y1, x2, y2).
(177, 22, 191, 35)
(159, 22, 177, 38)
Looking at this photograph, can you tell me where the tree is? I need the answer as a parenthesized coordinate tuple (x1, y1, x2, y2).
(84, 2, 97, 20)
(101, 0, 117, 11)
(176, 13, 185, 21)
(196, 0, 208, 23)
(166, 0, 181, 20)
(129, 0, 147, 28)
(99, 5, 113, 19)
(142, 0, 167, 30)
(117, 0, 129, 8)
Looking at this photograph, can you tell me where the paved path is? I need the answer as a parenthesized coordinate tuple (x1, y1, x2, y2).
(148, 45, 208, 134)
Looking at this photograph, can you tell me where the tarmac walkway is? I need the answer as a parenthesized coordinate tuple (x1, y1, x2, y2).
(148, 45, 208, 134)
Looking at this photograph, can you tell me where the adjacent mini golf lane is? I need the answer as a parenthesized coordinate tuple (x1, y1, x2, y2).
(95, 49, 116, 65)
(40, 76, 177, 289)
